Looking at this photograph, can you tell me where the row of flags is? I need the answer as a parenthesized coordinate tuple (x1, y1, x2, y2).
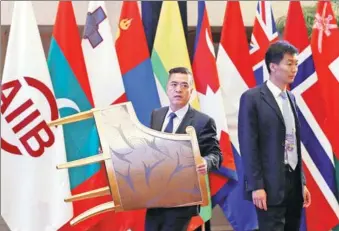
(1, 1, 338, 231)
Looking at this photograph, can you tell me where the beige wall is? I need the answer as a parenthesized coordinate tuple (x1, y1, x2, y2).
(1, 1, 317, 27)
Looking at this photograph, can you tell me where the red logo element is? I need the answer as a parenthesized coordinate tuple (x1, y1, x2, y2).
(1, 77, 58, 157)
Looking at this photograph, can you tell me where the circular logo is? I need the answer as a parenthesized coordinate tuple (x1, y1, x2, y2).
(1, 77, 58, 157)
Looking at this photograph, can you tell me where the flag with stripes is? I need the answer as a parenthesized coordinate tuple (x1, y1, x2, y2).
(116, 1, 161, 127)
(150, 1, 200, 110)
(188, 2, 238, 229)
(216, 1, 258, 230)
(48, 2, 109, 230)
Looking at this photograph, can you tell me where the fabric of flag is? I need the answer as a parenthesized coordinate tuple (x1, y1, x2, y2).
(249, 1, 279, 85)
(82, 1, 126, 108)
(90, 1, 160, 230)
(80, 2, 136, 231)
(47, 1, 110, 230)
(188, 1, 238, 230)
(216, 1, 258, 230)
(0, 1, 73, 231)
(141, 1, 188, 54)
(310, 0, 339, 201)
(284, 2, 339, 231)
(116, 1, 161, 127)
(150, 1, 200, 110)
(294, 1, 339, 230)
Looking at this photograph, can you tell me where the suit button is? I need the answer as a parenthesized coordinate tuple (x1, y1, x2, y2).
(282, 142, 285, 147)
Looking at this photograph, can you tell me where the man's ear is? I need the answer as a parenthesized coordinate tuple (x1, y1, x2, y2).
(270, 63, 277, 73)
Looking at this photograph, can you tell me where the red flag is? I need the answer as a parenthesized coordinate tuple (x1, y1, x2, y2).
(90, 2, 149, 230)
(192, 0, 236, 201)
(215, 1, 258, 230)
(49, 2, 113, 231)
(310, 0, 339, 159)
(188, 2, 237, 230)
(284, 1, 339, 230)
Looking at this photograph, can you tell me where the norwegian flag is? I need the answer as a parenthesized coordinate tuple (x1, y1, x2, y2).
(284, 1, 339, 230)
(249, 1, 279, 85)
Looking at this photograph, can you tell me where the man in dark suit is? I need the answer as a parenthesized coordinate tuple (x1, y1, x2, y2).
(238, 40, 311, 231)
(145, 67, 222, 231)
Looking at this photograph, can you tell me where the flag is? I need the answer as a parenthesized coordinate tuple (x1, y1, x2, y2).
(82, 1, 126, 108)
(47, 1, 109, 230)
(188, 1, 238, 230)
(216, 1, 258, 230)
(250, 1, 279, 85)
(116, 0, 161, 127)
(141, 1, 188, 54)
(151, 1, 200, 110)
(284, 2, 339, 230)
(90, 1, 160, 230)
(1, 1, 72, 231)
(310, 0, 339, 200)
(80, 2, 141, 231)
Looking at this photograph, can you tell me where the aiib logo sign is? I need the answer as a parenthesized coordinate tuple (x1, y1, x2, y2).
(1, 77, 59, 157)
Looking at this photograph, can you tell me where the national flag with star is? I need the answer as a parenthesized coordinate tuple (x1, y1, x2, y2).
(151, 1, 200, 110)
(216, 1, 258, 230)
(1, 1, 73, 231)
(284, 1, 339, 231)
(310, 0, 339, 203)
(48, 1, 110, 230)
(116, 0, 161, 127)
(188, 1, 238, 230)
(250, 1, 279, 85)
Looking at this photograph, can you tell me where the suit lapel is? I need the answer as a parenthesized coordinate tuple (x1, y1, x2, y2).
(287, 91, 301, 128)
(153, 107, 169, 131)
(176, 106, 194, 134)
(260, 83, 285, 126)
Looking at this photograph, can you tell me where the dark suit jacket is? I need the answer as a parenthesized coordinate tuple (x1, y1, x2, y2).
(238, 82, 305, 205)
(148, 105, 222, 216)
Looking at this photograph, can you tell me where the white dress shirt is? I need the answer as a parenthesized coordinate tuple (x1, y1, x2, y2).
(266, 79, 297, 167)
(161, 104, 189, 133)
(266, 79, 292, 115)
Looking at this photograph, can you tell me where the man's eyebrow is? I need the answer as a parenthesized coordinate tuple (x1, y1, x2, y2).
(169, 81, 189, 84)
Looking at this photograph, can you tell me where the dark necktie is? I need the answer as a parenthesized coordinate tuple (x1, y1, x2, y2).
(164, 112, 177, 133)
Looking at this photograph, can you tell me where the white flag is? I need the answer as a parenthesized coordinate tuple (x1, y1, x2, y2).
(1, 2, 73, 231)
(82, 1, 125, 108)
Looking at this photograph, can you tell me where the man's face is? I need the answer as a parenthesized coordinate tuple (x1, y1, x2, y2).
(270, 53, 298, 85)
(166, 73, 192, 111)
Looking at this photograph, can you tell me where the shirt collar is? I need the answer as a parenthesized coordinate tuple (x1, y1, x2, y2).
(266, 79, 286, 98)
(167, 104, 189, 120)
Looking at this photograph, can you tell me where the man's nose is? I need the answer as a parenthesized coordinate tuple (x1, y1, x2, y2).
(175, 85, 182, 91)
(292, 65, 298, 72)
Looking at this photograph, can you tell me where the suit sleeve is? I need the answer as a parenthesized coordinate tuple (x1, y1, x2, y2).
(150, 110, 155, 129)
(238, 91, 264, 191)
(198, 117, 222, 172)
